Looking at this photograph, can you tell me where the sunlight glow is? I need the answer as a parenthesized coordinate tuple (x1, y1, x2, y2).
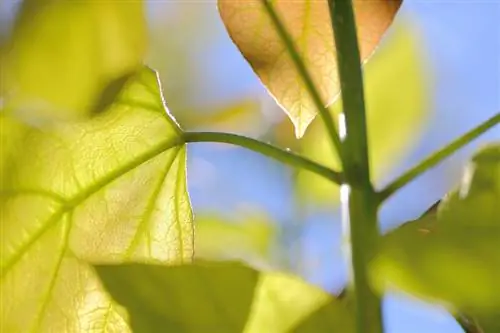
(338, 113, 347, 141)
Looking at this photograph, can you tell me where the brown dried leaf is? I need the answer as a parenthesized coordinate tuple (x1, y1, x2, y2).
(218, 0, 402, 137)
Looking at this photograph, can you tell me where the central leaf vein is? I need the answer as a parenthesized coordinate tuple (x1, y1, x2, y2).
(1, 136, 185, 277)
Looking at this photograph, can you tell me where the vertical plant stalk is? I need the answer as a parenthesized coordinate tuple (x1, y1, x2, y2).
(328, 1, 383, 333)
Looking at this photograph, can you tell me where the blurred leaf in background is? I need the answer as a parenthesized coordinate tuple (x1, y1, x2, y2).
(195, 210, 275, 268)
(293, 23, 429, 205)
(95, 261, 354, 333)
(2, 0, 146, 123)
(147, 2, 268, 137)
(373, 144, 500, 318)
(146, 2, 208, 114)
(0, 68, 193, 332)
(177, 99, 264, 137)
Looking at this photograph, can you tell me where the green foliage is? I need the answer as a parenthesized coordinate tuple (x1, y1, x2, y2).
(2, 0, 147, 122)
(95, 260, 354, 333)
(473, 314, 500, 333)
(0, 67, 193, 332)
(373, 144, 500, 314)
(1, 1, 499, 332)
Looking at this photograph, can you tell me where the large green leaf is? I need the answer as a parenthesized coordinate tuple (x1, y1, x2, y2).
(3, 0, 147, 122)
(296, 23, 428, 205)
(0, 67, 193, 332)
(95, 260, 354, 333)
(218, 0, 402, 137)
(373, 143, 500, 314)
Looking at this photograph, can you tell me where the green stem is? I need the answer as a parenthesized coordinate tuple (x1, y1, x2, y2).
(455, 314, 483, 333)
(379, 112, 500, 202)
(328, 1, 383, 333)
(260, 0, 343, 158)
(183, 131, 343, 185)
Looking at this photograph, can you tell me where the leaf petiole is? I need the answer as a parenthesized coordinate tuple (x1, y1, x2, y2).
(379, 112, 500, 202)
(183, 131, 344, 185)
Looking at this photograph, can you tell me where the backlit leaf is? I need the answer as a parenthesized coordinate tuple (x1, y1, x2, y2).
(0, 67, 193, 332)
(95, 260, 354, 333)
(218, 0, 402, 137)
(373, 143, 500, 314)
(296, 23, 428, 204)
(3, 0, 147, 122)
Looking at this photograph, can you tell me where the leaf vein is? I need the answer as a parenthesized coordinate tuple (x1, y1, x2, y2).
(1, 137, 184, 277)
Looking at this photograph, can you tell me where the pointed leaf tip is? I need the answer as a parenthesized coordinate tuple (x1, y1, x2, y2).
(218, 0, 402, 137)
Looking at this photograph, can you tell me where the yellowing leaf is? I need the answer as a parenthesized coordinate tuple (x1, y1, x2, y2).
(373, 144, 500, 314)
(296, 23, 428, 204)
(95, 260, 354, 333)
(0, 67, 193, 332)
(3, 0, 147, 122)
(218, 0, 402, 137)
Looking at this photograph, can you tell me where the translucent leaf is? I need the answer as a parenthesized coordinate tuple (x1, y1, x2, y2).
(95, 260, 354, 333)
(373, 144, 500, 314)
(296, 23, 428, 205)
(0, 67, 194, 332)
(3, 0, 147, 122)
(218, 0, 402, 137)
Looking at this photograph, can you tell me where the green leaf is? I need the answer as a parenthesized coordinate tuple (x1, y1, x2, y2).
(0, 67, 194, 332)
(195, 212, 275, 263)
(3, 0, 147, 122)
(296, 23, 429, 205)
(373, 143, 500, 314)
(218, 0, 402, 138)
(95, 260, 354, 333)
(474, 314, 500, 332)
(438, 144, 500, 226)
(455, 312, 500, 333)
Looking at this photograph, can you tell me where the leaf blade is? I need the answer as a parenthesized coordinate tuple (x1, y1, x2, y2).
(94, 261, 354, 333)
(1, 67, 193, 332)
(218, 0, 402, 137)
(373, 143, 500, 313)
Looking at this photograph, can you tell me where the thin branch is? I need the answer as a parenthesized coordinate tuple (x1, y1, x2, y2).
(379, 112, 500, 202)
(183, 131, 344, 185)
